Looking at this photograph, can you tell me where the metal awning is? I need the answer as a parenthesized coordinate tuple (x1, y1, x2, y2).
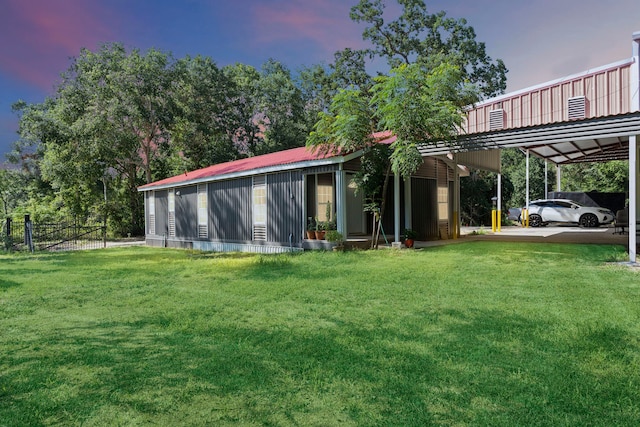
(418, 112, 640, 165)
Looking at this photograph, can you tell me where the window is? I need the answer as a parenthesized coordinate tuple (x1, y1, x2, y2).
(253, 176, 267, 240)
(168, 189, 176, 237)
(197, 184, 208, 238)
(148, 191, 156, 235)
(437, 186, 448, 220)
(316, 173, 335, 222)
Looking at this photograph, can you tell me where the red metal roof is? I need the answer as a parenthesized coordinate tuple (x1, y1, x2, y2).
(138, 132, 396, 191)
(138, 146, 336, 190)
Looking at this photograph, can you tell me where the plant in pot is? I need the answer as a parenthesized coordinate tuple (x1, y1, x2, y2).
(306, 217, 316, 239)
(325, 230, 345, 251)
(403, 228, 418, 248)
(315, 217, 326, 240)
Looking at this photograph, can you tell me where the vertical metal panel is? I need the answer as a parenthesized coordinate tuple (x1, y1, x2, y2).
(267, 170, 304, 245)
(155, 190, 168, 237)
(414, 157, 437, 179)
(463, 62, 632, 134)
(176, 185, 198, 239)
(209, 177, 252, 241)
(411, 177, 438, 239)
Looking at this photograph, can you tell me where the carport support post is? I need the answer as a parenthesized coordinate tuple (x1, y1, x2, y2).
(556, 164, 561, 192)
(629, 31, 640, 263)
(525, 149, 530, 226)
(394, 171, 401, 244)
(630, 135, 637, 263)
(497, 173, 502, 232)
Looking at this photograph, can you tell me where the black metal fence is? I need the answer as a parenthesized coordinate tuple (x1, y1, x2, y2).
(2, 215, 106, 252)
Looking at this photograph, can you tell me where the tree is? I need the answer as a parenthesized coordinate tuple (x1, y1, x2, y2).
(350, 0, 507, 97)
(169, 55, 241, 174)
(307, 0, 506, 245)
(224, 60, 310, 156)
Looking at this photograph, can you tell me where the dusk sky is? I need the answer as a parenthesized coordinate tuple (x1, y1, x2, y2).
(1, 0, 639, 163)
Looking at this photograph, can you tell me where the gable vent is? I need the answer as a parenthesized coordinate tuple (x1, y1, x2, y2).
(568, 96, 587, 120)
(489, 109, 505, 131)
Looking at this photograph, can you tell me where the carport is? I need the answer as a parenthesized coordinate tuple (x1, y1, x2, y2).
(416, 32, 640, 263)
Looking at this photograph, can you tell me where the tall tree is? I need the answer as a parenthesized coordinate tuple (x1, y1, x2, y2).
(350, 0, 507, 97)
(169, 55, 241, 174)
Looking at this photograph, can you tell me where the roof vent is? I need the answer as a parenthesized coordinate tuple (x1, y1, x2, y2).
(489, 109, 505, 131)
(568, 96, 587, 120)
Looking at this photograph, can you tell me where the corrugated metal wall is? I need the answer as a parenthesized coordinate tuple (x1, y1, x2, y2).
(465, 61, 632, 134)
(411, 178, 438, 239)
(176, 185, 198, 239)
(155, 190, 168, 237)
(268, 170, 304, 245)
(209, 177, 252, 241)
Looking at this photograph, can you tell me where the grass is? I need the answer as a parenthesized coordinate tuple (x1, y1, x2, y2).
(1, 242, 639, 426)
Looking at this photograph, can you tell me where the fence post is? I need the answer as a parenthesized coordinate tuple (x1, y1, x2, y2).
(24, 215, 29, 246)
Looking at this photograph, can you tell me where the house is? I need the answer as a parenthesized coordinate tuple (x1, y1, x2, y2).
(137, 132, 464, 253)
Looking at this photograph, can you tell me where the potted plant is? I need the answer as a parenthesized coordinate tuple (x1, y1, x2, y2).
(403, 228, 418, 248)
(306, 217, 316, 239)
(315, 218, 326, 240)
(325, 230, 345, 251)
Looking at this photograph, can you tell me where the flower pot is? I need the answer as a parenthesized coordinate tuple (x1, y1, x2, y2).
(306, 230, 316, 239)
(405, 238, 414, 248)
(315, 230, 326, 240)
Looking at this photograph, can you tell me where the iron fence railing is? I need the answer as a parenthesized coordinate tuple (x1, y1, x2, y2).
(2, 215, 106, 252)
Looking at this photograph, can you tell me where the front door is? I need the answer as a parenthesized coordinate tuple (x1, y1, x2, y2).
(346, 174, 366, 235)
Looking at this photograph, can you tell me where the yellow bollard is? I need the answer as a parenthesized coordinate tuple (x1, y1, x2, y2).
(522, 208, 529, 228)
(497, 210, 501, 232)
(491, 209, 496, 232)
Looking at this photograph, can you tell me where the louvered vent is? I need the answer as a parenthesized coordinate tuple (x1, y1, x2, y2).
(489, 109, 505, 131)
(168, 212, 175, 237)
(253, 225, 267, 241)
(149, 214, 156, 235)
(568, 96, 587, 120)
(198, 225, 208, 239)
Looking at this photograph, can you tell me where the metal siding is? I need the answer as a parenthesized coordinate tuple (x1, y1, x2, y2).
(414, 157, 437, 179)
(411, 178, 438, 239)
(343, 157, 362, 172)
(267, 171, 304, 245)
(455, 149, 501, 173)
(464, 62, 632, 134)
(155, 190, 169, 237)
(176, 185, 198, 239)
(209, 177, 252, 241)
(302, 164, 339, 175)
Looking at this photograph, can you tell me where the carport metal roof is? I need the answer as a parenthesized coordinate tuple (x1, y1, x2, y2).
(418, 111, 640, 167)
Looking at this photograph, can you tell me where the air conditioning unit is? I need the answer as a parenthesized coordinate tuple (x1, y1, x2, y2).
(567, 96, 587, 120)
(489, 109, 505, 131)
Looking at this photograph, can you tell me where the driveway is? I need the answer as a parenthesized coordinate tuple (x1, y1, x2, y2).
(460, 225, 630, 245)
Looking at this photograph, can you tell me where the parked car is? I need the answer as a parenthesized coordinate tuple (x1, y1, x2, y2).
(522, 199, 615, 228)
(507, 207, 522, 223)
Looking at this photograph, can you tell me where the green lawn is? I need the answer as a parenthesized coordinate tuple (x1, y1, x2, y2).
(1, 242, 639, 426)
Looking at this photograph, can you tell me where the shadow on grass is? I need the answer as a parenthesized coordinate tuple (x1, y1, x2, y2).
(0, 278, 20, 290)
(3, 307, 639, 426)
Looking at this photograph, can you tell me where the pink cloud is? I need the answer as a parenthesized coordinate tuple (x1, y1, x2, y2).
(0, 0, 118, 91)
(250, 0, 367, 60)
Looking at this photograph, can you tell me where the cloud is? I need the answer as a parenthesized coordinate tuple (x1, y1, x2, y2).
(249, 0, 366, 62)
(0, 0, 118, 91)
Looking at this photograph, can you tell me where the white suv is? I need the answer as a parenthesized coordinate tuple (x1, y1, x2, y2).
(524, 199, 615, 228)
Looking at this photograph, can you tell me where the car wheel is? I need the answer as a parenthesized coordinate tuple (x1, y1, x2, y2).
(529, 214, 543, 227)
(579, 213, 599, 228)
